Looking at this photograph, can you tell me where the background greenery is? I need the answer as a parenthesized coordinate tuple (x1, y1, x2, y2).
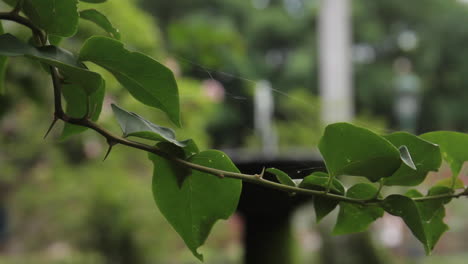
(1, 0, 468, 263)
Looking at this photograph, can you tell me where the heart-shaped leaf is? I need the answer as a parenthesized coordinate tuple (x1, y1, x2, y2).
(149, 149, 241, 261)
(80, 9, 120, 40)
(80, 36, 180, 126)
(382, 187, 451, 255)
(384, 132, 441, 186)
(333, 183, 383, 235)
(0, 34, 102, 94)
(111, 104, 186, 147)
(266, 168, 295, 187)
(319, 123, 401, 182)
(5, 0, 79, 37)
(421, 131, 468, 184)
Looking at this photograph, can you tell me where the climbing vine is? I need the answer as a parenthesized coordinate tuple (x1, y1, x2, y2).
(1, 1, 468, 261)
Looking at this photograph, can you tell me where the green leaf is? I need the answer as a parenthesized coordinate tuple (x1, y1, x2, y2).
(333, 203, 383, 235)
(179, 139, 200, 159)
(333, 183, 383, 235)
(266, 168, 295, 187)
(299, 172, 345, 194)
(0, 22, 7, 95)
(382, 191, 450, 254)
(5, 0, 78, 37)
(153, 142, 198, 188)
(408, 186, 452, 220)
(111, 104, 186, 147)
(384, 132, 442, 186)
(421, 131, 468, 183)
(318, 123, 401, 182)
(398, 146, 416, 170)
(48, 35, 63, 46)
(313, 197, 338, 223)
(299, 172, 345, 221)
(435, 178, 464, 190)
(346, 183, 380, 200)
(79, 9, 120, 40)
(427, 186, 453, 203)
(149, 149, 242, 261)
(383, 195, 425, 249)
(61, 82, 105, 139)
(79, 36, 180, 126)
(0, 34, 102, 94)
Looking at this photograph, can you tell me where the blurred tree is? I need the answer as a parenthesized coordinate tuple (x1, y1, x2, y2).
(144, 0, 468, 144)
(353, 0, 468, 132)
(143, 0, 321, 148)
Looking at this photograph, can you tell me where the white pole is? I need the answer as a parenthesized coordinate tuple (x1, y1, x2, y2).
(318, 0, 353, 124)
(254, 80, 278, 157)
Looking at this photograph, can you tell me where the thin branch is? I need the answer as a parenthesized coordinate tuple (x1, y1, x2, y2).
(62, 116, 367, 204)
(53, 80, 468, 206)
(413, 190, 468, 202)
(61, 102, 468, 206)
(0, 12, 45, 44)
(64, 114, 468, 204)
(0, 12, 63, 136)
(50, 66, 64, 117)
(10, 0, 24, 15)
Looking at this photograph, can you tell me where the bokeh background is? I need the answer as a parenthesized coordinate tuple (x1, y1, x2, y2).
(1, 0, 468, 263)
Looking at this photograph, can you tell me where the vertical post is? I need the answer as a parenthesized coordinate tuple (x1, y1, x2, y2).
(318, 0, 353, 123)
(254, 80, 278, 157)
(244, 211, 295, 264)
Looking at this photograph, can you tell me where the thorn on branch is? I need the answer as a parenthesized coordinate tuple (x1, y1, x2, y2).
(255, 167, 266, 179)
(103, 139, 117, 161)
(43, 117, 58, 139)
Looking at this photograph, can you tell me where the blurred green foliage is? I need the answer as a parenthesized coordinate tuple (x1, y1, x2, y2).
(143, 0, 386, 148)
(77, 0, 164, 56)
(3, 0, 468, 262)
(354, 0, 468, 132)
(146, 0, 468, 141)
(0, 1, 239, 263)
